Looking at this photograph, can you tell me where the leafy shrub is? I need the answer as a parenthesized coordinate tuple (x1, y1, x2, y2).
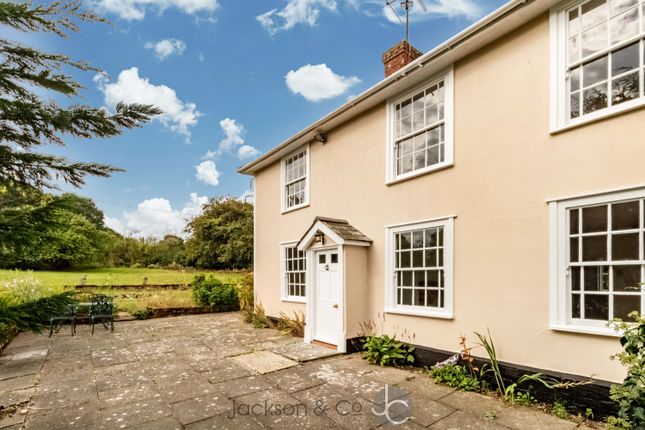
(551, 400, 568, 419)
(362, 334, 415, 367)
(191, 274, 238, 308)
(608, 312, 645, 430)
(251, 303, 270, 328)
(132, 307, 153, 320)
(428, 364, 480, 391)
(513, 391, 536, 406)
(237, 274, 254, 322)
(275, 311, 305, 337)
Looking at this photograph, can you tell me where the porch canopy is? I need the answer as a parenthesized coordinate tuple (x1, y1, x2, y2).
(297, 217, 372, 251)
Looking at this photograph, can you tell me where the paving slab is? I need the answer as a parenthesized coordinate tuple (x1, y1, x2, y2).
(270, 341, 342, 363)
(0, 313, 591, 430)
(231, 351, 299, 375)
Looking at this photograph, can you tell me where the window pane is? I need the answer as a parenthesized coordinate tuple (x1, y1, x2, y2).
(400, 251, 411, 268)
(427, 145, 440, 166)
(612, 233, 639, 260)
(614, 295, 641, 320)
(572, 266, 581, 291)
(610, 6, 639, 44)
(427, 270, 439, 288)
(610, 0, 638, 15)
(412, 231, 424, 248)
(584, 56, 609, 86)
(583, 235, 608, 260)
(412, 250, 423, 267)
(569, 36, 581, 64)
(584, 266, 610, 291)
(401, 288, 412, 305)
(426, 229, 438, 247)
(612, 43, 640, 76)
(581, 22, 608, 57)
(414, 289, 426, 307)
(319, 254, 326, 264)
(427, 290, 439, 307)
(612, 200, 640, 230)
(582, 0, 609, 30)
(425, 250, 437, 267)
(583, 83, 608, 114)
(570, 209, 580, 234)
(331, 254, 338, 264)
(400, 233, 411, 249)
(570, 237, 580, 262)
(613, 265, 641, 291)
(402, 271, 413, 286)
(585, 294, 609, 320)
(612, 72, 640, 105)
(571, 67, 581, 91)
(582, 205, 608, 232)
(414, 271, 425, 287)
(572, 293, 581, 318)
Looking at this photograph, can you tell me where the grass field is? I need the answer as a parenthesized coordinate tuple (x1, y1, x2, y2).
(0, 268, 246, 288)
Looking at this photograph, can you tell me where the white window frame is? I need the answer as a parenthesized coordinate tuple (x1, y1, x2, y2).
(550, 0, 645, 132)
(384, 216, 455, 319)
(280, 241, 307, 303)
(549, 187, 645, 336)
(281, 145, 310, 214)
(385, 67, 455, 185)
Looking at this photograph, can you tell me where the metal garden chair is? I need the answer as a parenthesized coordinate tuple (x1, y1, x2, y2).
(89, 294, 115, 335)
(49, 304, 77, 337)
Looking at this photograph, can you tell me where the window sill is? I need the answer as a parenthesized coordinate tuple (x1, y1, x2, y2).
(549, 323, 621, 337)
(281, 297, 306, 304)
(281, 203, 310, 215)
(551, 98, 645, 135)
(386, 162, 454, 186)
(385, 307, 453, 320)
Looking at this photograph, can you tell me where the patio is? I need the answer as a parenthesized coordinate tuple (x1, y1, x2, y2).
(0, 313, 595, 429)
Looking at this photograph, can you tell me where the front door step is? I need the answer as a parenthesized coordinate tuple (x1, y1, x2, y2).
(270, 341, 341, 363)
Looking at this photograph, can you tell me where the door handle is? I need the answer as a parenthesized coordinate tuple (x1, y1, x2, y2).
(332, 304, 338, 309)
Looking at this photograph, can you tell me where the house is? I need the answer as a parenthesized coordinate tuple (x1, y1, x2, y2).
(239, 0, 645, 392)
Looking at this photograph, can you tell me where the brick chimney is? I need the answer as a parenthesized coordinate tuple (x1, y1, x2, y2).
(382, 40, 423, 77)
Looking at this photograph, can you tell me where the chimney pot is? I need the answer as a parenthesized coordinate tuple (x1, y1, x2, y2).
(382, 40, 423, 77)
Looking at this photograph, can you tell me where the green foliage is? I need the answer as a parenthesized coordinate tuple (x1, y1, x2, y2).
(236, 274, 254, 323)
(185, 198, 253, 270)
(0, 292, 76, 333)
(250, 303, 270, 329)
(551, 400, 569, 419)
(0, 1, 160, 190)
(191, 274, 238, 308)
(476, 329, 591, 404)
(275, 311, 305, 338)
(428, 364, 481, 391)
(608, 312, 645, 430)
(132, 307, 153, 320)
(362, 334, 415, 367)
(607, 416, 635, 430)
(0, 185, 116, 269)
(107, 235, 186, 268)
(513, 391, 536, 407)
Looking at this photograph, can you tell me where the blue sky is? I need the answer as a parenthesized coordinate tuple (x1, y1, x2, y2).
(21, 0, 505, 237)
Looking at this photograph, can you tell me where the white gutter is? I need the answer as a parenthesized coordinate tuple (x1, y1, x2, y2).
(238, 0, 545, 175)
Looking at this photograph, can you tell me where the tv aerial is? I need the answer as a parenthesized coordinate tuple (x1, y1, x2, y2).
(385, 0, 428, 43)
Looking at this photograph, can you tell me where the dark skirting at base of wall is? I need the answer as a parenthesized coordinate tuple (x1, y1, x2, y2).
(346, 337, 616, 419)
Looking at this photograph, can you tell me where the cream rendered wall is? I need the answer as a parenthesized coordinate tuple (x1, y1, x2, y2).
(254, 12, 645, 382)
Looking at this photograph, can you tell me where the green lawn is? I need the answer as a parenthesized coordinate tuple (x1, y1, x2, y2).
(0, 268, 245, 288)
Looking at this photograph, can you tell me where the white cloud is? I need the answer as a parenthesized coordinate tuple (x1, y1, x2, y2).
(196, 160, 220, 186)
(257, 0, 337, 34)
(382, 0, 483, 22)
(95, 67, 201, 142)
(237, 145, 260, 159)
(145, 38, 186, 60)
(239, 190, 255, 204)
(285, 63, 360, 102)
(201, 118, 260, 160)
(218, 118, 245, 153)
(107, 193, 208, 238)
(95, 0, 218, 21)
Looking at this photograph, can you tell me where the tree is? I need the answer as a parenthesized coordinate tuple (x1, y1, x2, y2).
(0, 185, 116, 269)
(185, 198, 253, 270)
(0, 1, 162, 190)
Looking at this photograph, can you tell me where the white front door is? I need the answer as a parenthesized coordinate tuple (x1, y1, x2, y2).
(314, 249, 342, 345)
